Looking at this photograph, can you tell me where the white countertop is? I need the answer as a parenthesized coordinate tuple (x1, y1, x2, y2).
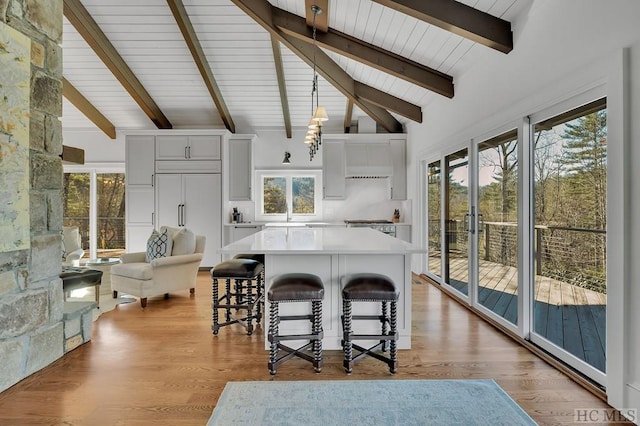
(224, 222, 412, 227)
(220, 227, 423, 255)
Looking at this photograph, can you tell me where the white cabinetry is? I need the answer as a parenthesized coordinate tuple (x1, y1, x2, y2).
(125, 136, 155, 252)
(395, 225, 411, 243)
(231, 225, 261, 242)
(126, 135, 155, 186)
(390, 139, 407, 200)
(125, 131, 227, 264)
(156, 173, 222, 267)
(156, 135, 221, 161)
(228, 137, 253, 201)
(322, 140, 345, 199)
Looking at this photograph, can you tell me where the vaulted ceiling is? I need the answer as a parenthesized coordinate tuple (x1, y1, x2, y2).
(61, 0, 527, 138)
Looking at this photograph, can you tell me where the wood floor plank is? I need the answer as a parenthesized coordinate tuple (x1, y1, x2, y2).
(0, 272, 613, 425)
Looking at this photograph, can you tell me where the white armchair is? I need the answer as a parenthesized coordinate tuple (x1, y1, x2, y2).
(111, 231, 205, 308)
(62, 226, 85, 266)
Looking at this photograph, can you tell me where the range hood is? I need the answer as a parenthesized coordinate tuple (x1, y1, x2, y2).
(344, 143, 393, 178)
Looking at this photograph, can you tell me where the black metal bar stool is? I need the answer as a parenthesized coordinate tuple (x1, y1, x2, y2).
(268, 273, 324, 375)
(211, 259, 264, 335)
(341, 273, 399, 374)
(233, 254, 265, 319)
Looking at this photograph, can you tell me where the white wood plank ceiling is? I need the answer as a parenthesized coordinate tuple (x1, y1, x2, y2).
(61, 0, 528, 136)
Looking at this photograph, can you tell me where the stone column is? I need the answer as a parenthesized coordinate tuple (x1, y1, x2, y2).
(0, 0, 65, 393)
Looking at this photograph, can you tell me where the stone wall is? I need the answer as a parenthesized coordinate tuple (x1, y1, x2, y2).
(0, 0, 64, 393)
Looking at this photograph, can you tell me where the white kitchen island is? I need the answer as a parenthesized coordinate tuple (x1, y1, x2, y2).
(219, 227, 423, 350)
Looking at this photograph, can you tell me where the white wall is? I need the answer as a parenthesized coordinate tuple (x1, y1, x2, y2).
(405, 0, 640, 414)
(62, 129, 125, 164)
(233, 129, 411, 224)
(253, 129, 323, 169)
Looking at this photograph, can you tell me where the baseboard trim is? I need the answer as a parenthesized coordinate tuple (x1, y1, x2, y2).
(416, 273, 607, 402)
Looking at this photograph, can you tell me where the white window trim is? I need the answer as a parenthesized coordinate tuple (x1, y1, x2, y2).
(255, 170, 322, 222)
(63, 164, 125, 259)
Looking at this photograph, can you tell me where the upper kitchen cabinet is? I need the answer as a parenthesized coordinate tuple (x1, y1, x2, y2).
(228, 136, 254, 201)
(126, 135, 155, 186)
(323, 140, 345, 199)
(155, 135, 222, 173)
(390, 139, 407, 200)
(156, 135, 221, 161)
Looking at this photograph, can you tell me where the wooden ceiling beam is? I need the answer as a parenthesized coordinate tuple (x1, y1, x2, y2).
(63, 0, 172, 129)
(372, 0, 513, 54)
(344, 100, 353, 133)
(270, 36, 292, 138)
(354, 82, 421, 122)
(62, 77, 116, 139)
(304, 0, 328, 32)
(231, 0, 404, 133)
(61, 145, 85, 165)
(167, 0, 235, 133)
(273, 7, 454, 97)
(280, 33, 403, 132)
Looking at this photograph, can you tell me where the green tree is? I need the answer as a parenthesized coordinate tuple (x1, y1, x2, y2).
(561, 110, 607, 230)
(263, 177, 286, 214)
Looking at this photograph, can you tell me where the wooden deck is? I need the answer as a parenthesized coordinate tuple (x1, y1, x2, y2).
(429, 255, 606, 372)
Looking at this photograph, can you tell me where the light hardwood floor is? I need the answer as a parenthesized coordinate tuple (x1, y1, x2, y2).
(0, 272, 613, 425)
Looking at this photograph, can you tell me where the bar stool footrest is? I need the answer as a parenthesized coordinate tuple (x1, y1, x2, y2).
(344, 341, 397, 374)
(268, 342, 323, 374)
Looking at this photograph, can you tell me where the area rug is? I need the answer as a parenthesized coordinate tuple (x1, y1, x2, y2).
(66, 290, 136, 321)
(207, 379, 537, 425)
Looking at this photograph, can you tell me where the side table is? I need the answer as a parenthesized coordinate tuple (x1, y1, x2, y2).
(83, 258, 121, 296)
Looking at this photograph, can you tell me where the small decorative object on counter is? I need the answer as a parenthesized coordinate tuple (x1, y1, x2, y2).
(392, 209, 400, 223)
(232, 207, 242, 223)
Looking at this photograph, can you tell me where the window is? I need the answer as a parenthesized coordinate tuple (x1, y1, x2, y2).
(63, 167, 126, 259)
(256, 171, 322, 221)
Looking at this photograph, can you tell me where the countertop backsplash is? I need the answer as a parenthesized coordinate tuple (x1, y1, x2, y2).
(228, 179, 411, 224)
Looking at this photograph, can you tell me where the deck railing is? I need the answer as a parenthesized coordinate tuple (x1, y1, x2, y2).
(63, 216, 126, 256)
(429, 220, 606, 293)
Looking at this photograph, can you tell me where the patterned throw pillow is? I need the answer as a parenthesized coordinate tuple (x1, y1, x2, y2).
(145, 229, 172, 262)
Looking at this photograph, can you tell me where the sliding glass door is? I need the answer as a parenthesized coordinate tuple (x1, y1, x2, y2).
(476, 130, 519, 325)
(426, 161, 442, 279)
(530, 99, 607, 380)
(423, 94, 607, 385)
(443, 149, 469, 296)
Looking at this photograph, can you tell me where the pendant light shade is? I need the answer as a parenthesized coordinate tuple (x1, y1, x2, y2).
(312, 106, 328, 122)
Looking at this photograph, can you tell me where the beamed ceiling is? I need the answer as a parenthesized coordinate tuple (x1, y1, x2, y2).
(61, 0, 526, 138)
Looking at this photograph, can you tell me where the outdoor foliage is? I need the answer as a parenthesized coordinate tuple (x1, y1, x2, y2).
(292, 177, 314, 214)
(263, 177, 286, 214)
(263, 176, 315, 215)
(429, 108, 607, 293)
(63, 173, 126, 252)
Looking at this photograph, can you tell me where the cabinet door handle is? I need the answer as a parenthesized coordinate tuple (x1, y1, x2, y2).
(151, 174, 154, 187)
(181, 204, 186, 226)
(177, 204, 182, 226)
(188, 146, 191, 159)
(184, 146, 188, 159)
